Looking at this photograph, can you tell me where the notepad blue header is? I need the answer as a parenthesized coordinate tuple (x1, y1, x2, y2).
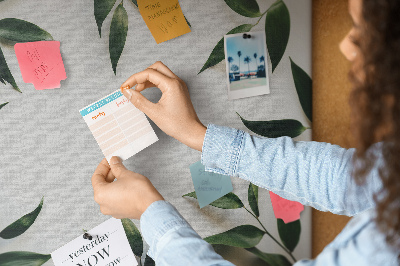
(80, 91, 123, 117)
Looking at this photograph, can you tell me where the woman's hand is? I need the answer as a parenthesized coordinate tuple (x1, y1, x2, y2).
(91, 157, 164, 219)
(120, 61, 206, 151)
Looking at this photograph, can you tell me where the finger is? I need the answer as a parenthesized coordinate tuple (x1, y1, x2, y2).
(121, 69, 173, 94)
(135, 81, 156, 92)
(105, 169, 116, 183)
(109, 156, 131, 178)
(147, 61, 178, 79)
(121, 89, 158, 116)
(91, 159, 110, 188)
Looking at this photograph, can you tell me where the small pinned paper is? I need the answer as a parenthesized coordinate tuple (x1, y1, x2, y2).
(190, 161, 233, 208)
(79, 90, 158, 162)
(269, 191, 304, 224)
(51, 218, 137, 266)
(14, 41, 66, 90)
(137, 0, 191, 44)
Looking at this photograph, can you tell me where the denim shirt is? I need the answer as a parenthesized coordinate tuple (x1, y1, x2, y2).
(140, 124, 399, 265)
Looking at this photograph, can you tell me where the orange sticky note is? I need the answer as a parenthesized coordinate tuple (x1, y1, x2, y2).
(269, 191, 304, 224)
(137, 0, 191, 44)
(14, 41, 66, 90)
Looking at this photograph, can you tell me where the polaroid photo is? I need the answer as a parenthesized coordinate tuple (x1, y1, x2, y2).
(224, 31, 270, 100)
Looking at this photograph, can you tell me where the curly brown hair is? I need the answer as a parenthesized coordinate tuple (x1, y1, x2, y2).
(349, 0, 400, 251)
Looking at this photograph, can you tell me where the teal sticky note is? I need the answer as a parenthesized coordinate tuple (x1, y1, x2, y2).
(190, 161, 233, 208)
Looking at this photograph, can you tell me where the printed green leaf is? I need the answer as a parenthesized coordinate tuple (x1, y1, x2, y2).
(0, 197, 43, 239)
(290, 57, 312, 122)
(121, 218, 143, 257)
(237, 113, 307, 138)
(0, 46, 20, 93)
(0, 102, 9, 110)
(277, 218, 301, 252)
(223, 0, 261, 18)
(265, 0, 290, 72)
(94, 0, 117, 37)
(198, 24, 253, 74)
(144, 254, 155, 266)
(183, 191, 244, 209)
(246, 247, 292, 266)
(0, 251, 51, 266)
(109, 2, 128, 75)
(184, 15, 191, 28)
(0, 18, 53, 42)
(248, 183, 259, 217)
(204, 225, 264, 248)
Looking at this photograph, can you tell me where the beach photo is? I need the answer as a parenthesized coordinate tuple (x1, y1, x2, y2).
(224, 31, 270, 100)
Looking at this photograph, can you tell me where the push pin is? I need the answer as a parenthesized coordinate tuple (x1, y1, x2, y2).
(82, 230, 93, 240)
(243, 33, 252, 39)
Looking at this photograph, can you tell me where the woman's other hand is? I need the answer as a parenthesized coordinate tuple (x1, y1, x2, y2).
(91, 157, 164, 219)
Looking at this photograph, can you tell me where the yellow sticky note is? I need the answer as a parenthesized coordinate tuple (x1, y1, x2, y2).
(137, 0, 191, 44)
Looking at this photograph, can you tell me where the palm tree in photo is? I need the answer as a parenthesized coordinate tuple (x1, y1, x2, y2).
(227, 56, 233, 73)
(260, 55, 266, 73)
(253, 53, 258, 73)
(237, 51, 242, 78)
(244, 56, 251, 78)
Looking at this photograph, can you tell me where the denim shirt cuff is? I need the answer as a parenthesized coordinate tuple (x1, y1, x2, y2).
(140, 200, 191, 259)
(201, 124, 245, 176)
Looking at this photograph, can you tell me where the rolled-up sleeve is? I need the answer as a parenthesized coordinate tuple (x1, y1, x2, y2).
(140, 200, 234, 266)
(201, 124, 382, 216)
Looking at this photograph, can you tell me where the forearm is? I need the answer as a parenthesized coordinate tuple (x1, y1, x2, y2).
(201, 124, 380, 216)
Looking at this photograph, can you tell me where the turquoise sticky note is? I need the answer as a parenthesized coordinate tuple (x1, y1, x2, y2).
(190, 161, 233, 208)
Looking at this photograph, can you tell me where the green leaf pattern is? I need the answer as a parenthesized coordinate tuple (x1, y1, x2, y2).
(0, 46, 19, 93)
(0, 197, 44, 239)
(121, 218, 143, 257)
(109, 2, 128, 75)
(277, 218, 301, 252)
(204, 225, 265, 248)
(237, 113, 307, 138)
(290, 57, 313, 122)
(183, 191, 244, 209)
(223, 0, 261, 18)
(0, 18, 53, 42)
(0, 251, 51, 266)
(265, 0, 290, 72)
(94, 0, 117, 37)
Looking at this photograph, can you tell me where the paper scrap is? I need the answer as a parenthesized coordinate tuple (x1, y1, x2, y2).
(190, 161, 233, 208)
(137, 0, 191, 44)
(79, 90, 158, 162)
(14, 41, 66, 90)
(269, 191, 304, 224)
(51, 218, 137, 266)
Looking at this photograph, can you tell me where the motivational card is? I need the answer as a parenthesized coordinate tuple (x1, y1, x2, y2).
(190, 161, 233, 208)
(269, 191, 304, 224)
(51, 218, 137, 266)
(79, 90, 158, 162)
(14, 41, 67, 90)
(137, 0, 191, 44)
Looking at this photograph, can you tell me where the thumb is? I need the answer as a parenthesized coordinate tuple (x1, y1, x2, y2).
(109, 156, 129, 178)
(122, 89, 155, 115)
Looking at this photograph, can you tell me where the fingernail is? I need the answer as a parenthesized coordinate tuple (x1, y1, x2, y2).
(110, 156, 122, 165)
(120, 85, 130, 92)
(125, 89, 133, 100)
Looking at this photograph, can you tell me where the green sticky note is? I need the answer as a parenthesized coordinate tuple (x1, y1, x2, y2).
(190, 161, 233, 208)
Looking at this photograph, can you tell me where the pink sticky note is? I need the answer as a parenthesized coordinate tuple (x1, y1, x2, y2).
(269, 191, 304, 224)
(14, 41, 66, 90)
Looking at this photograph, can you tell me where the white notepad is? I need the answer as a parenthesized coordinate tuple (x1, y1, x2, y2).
(79, 90, 158, 162)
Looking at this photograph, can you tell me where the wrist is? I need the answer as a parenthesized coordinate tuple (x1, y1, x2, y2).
(187, 123, 207, 151)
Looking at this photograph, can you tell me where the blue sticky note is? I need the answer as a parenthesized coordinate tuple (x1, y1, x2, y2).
(189, 161, 233, 208)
